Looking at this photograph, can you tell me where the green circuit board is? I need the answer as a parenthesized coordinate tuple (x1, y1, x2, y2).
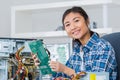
(28, 40, 53, 75)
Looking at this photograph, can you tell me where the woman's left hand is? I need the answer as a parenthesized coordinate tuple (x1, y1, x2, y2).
(49, 61, 65, 72)
(49, 61, 76, 77)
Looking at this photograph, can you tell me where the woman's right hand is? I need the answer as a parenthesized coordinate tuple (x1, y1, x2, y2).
(31, 53, 40, 66)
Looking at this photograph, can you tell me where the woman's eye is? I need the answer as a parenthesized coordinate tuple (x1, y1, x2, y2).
(75, 19, 79, 22)
(65, 24, 70, 27)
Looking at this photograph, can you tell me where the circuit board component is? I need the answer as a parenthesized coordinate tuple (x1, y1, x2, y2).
(28, 40, 53, 75)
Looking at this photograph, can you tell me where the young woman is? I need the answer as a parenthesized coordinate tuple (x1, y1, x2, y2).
(32, 6, 117, 80)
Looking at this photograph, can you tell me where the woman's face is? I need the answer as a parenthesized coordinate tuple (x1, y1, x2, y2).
(64, 12, 89, 39)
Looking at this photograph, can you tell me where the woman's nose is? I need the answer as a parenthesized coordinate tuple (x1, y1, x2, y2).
(70, 23, 76, 30)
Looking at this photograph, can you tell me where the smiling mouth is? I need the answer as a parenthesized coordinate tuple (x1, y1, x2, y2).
(72, 29, 81, 35)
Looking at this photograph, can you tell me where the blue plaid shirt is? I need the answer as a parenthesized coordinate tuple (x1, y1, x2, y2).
(52, 33, 117, 80)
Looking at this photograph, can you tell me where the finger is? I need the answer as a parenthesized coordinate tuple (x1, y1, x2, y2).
(34, 59, 40, 65)
(49, 61, 57, 65)
(49, 62, 56, 68)
(49, 62, 56, 67)
(51, 68, 56, 71)
(35, 62, 40, 66)
(34, 57, 39, 61)
(50, 66, 56, 69)
(32, 54, 37, 59)
(49, 63, 58, 72)
(50, 66, 56, 71)
(51, 66, 59, 72)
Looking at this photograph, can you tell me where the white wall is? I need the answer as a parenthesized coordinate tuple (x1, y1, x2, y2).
(0, 0, 120, 37)
(108, 5, 120, 32)
(0, 0, 11, 37)
(0, 0, 50, 37)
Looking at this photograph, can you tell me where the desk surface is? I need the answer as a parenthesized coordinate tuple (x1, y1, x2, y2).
(80, 72, 109, 80)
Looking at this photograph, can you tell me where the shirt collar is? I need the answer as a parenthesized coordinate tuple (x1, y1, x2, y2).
(73, 32, 99, 53)
(83, 32, 99, 53)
